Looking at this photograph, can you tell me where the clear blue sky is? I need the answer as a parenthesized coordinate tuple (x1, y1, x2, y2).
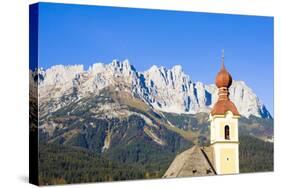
(36, 3, 274, 114)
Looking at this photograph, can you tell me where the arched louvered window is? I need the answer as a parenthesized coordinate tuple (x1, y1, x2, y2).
(225, 125, 230, 140)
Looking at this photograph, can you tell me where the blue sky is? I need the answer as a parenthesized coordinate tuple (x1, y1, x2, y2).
(37, 3, 274, 114)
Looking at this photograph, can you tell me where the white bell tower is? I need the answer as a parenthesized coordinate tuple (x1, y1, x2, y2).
(209, 51, 240, 175)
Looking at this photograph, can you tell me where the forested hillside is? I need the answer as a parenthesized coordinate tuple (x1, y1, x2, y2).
(38, 135, 273, 185)
(38, 144, 145, 185)
(239, 136, 273, 173)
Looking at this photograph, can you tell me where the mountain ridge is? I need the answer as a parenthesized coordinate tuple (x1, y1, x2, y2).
(31, 59, 272, 119)
(31, 60, 273, 185)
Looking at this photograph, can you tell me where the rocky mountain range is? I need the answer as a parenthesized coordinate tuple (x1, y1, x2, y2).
(30, 59, 273, 148)
(30, 60, 272, 119)
(30, 59, 273, 182)
(31, 59, 272, 120)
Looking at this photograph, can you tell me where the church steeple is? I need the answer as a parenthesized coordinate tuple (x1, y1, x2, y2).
(209, 51, 240, 175)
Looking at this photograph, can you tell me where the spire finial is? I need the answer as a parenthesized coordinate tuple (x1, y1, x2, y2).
(221, 49, 225, 69)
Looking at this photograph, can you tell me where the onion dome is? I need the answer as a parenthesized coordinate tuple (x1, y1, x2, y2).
(211, 51, 240, 116)
(215, 60, 232, 88)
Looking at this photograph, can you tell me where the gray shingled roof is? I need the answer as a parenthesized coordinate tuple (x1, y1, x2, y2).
(163, 146, 216, 178)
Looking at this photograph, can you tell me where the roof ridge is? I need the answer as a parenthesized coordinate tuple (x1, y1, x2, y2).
(200, 147, 217, 175)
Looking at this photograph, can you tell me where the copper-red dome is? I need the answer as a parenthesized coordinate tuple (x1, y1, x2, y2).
(211, 51, 240, 117)
(215, 63, 232, 88)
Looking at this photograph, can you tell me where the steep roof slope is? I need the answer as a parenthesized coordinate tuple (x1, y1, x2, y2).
(163, 146, 216, 178)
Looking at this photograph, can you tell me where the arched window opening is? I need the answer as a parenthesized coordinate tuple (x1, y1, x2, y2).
(225, 125, 230, 140)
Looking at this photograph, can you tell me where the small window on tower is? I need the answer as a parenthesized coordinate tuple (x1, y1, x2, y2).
(225, 125, 230, 140)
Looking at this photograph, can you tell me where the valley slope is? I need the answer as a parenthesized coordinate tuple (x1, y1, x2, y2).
(30, 59, 274, 184)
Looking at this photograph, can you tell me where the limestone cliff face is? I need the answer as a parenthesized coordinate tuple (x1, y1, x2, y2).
(30, 59, 273, 175)
(30, 59, 272, 119)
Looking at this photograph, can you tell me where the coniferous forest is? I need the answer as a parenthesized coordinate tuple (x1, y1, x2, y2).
(38, 135, 273, 185)
(38, 144, 145, 185)
(239, 136, 273, 173)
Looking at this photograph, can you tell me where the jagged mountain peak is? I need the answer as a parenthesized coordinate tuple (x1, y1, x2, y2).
(146, 65, 159, 72)
(33, 59, 272, 119)
(171, 64, 183, 72)
(146, 64, 184, 75)
(88, 63, 105, 74)
(144, 64, 190, 84)
(109, 59, 136, 73)
(44, 64, 84, 76)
